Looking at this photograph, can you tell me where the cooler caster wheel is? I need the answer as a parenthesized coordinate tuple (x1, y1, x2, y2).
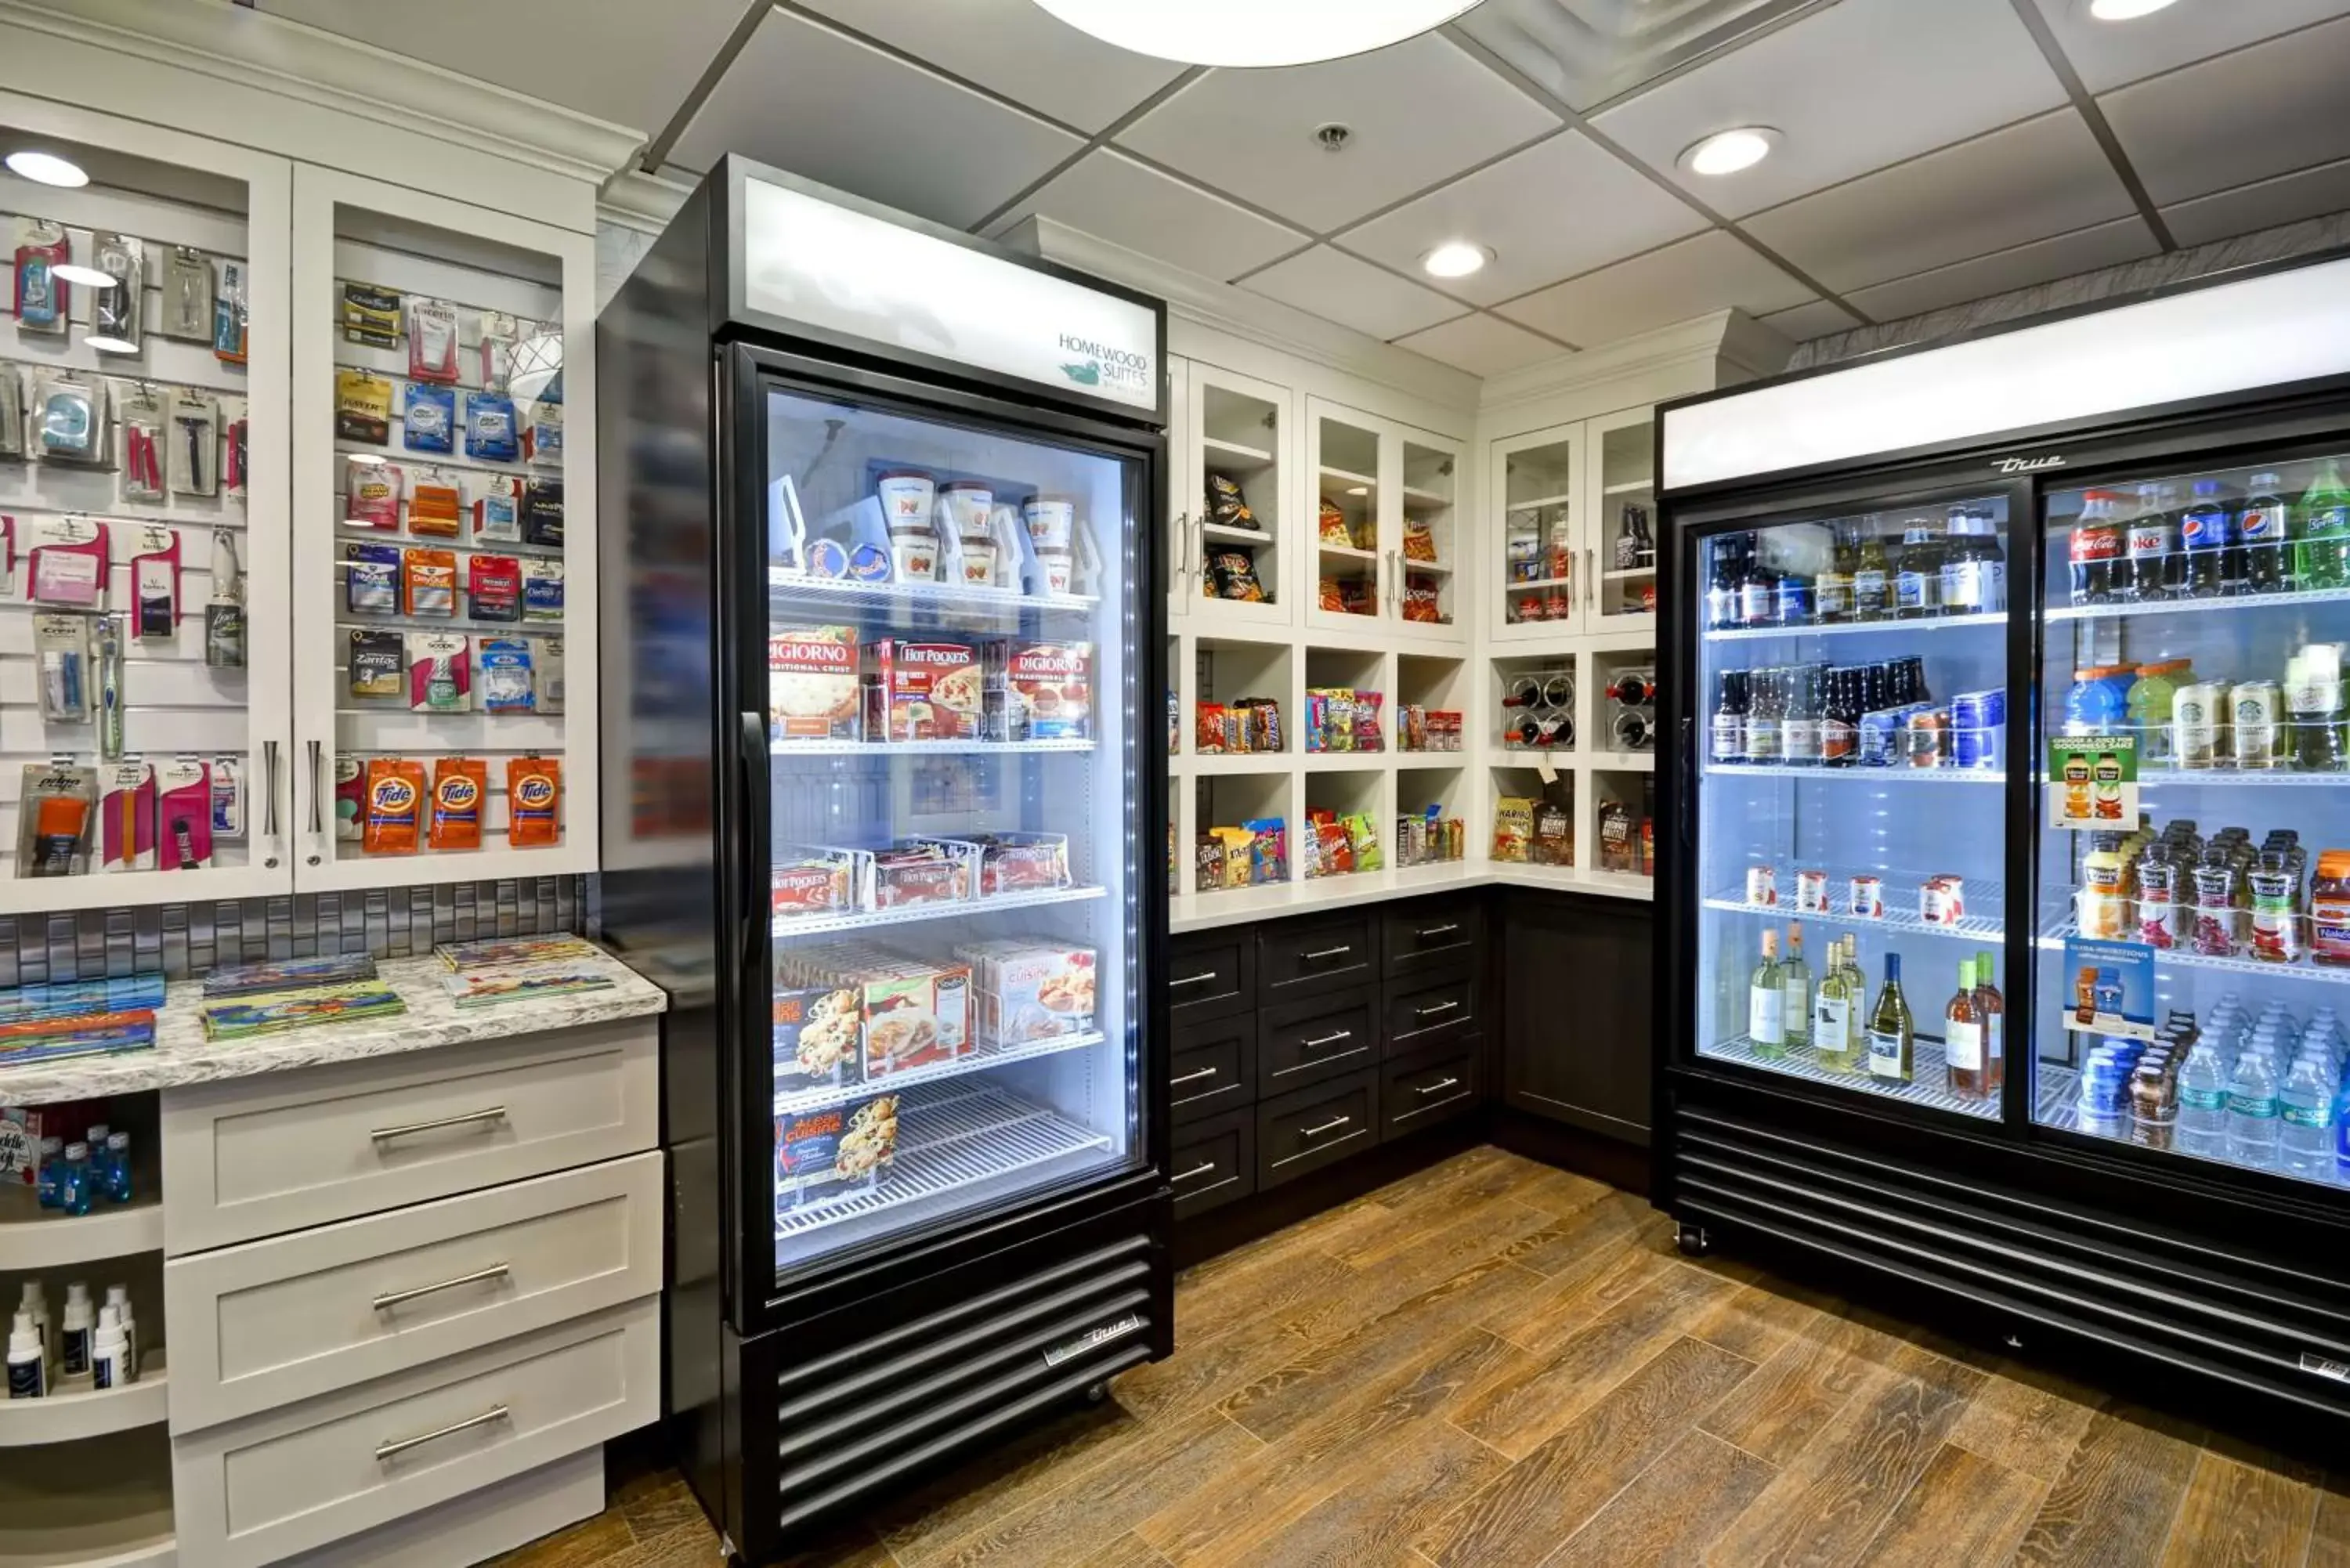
(1676, 1223, 1712, 1259)
(1086, 1381, 1108, 1404)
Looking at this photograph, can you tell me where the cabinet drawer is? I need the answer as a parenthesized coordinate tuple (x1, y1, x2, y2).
(1383, 970, 1479, 1057)
(1383, 898, 1484, 976)
(1258, 991, 1376, 1095)
(162, 1020, 659, 1252)
(1168, 933, 1253, 1023)
(1257, 912, 1376, 1003)
(1169, 1017, 1253, 1127)
(1170, 1109, 1254, 1219)
(172, 1298, 660, 1568)
(1381, 1040, 1483, 1140)
(1256, 1071, 1377, 1191)
(164, 1151, 663, 1432)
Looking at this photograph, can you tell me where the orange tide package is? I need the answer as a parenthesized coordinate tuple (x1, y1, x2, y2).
(361, 758, 425, 854)
(505, 756, 561, 846)
(428, 757, 487, 851)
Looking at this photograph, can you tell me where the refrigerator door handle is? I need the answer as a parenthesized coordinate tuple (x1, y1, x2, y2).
(739, 710, 769, 974)
(1679, 717, 1697, 847)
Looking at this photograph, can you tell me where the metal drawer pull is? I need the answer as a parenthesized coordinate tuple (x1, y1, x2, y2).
(1301, 1115, 1351, 1138)
(1415, 1077, 1463, 1096)
(1174, 1161, 1219, 1183)
(1415, 1000, 1461, 1018)
(1415, 923, 1459, 939)
(1171, 1066, 1220, 1086)
(373, 1263, 511, 1313)
(375, 1404, 509, 1463)
(370, 1106, 508, 1143)
(1301, 1030, 1353, 1049)
(1302, 945, 1352, 961)
(1171, 971, 1219, 988)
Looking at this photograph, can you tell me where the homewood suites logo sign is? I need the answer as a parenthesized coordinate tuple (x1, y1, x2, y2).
(1058, 334, 1152, 393)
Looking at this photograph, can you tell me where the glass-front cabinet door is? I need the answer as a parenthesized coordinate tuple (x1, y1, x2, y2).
(2034, 446, 2350, 1190)
(761, 382, 1144, 1281)
(1691, 490, 2016, 1120)
(1187, 362, 1289, 629)
(1307, 400, 1384, 634)
(1492, 425, 1585, 640)
(1591, 408, 1658, 630)
(1397, 432, 1462, 641)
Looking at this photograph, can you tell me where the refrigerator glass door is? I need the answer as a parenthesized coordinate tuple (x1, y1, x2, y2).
(2033, 448, 2350, 1187)
(762, 384, 1143, 1280)
(1692, 495, 2015, 1118)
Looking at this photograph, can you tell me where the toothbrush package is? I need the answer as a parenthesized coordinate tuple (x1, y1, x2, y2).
(98, 761, 156, 873)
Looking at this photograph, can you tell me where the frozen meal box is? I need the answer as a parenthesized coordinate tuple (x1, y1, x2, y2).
(956, 938, 1097, 1045)
(870, 838, 978, 909)
(992, 640, 1094, 741)
(968, 833, 1072, 895)
(772, 845, 859, 919)
(772, 984, 861, 1089)
(861, 963, 974, 1076)
(769, 624, 862, 741)
(775, 1092, 899, 1204)
(866, 638, 983, 742)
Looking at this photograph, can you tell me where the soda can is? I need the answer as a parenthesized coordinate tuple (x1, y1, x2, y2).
(1951, 688, 2006, 771)
(1922, 876, 1966, 927)
(1849, 874, 1884, 919)
(1795, 869, 1830, 914)
(2230, 680, 2282, 770)
(1905, 707, 1950, 769)
(1746, 865, 1777, 907)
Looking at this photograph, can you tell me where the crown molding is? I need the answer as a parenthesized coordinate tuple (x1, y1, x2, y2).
(0, 0, 646, 190)
(1477, 309, 1796, 415)
(599, 168, 698, 236)
(1008, 217, 1484, 414)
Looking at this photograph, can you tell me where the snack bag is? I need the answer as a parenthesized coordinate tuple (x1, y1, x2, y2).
(361, 758, 425, 854)
(1204, 472, 1258, 532)
(505, 757, 561, 846)
(1206, 547, 1264, 602)
(1491, 797, 1536, 863)
(1402, 516, 1437, 562)
(1318, 498, 1353, 546)
(428, 758, 487, 851)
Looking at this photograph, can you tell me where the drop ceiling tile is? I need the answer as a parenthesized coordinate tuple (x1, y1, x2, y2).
(1589, 0, 2066, 219)
(1843, 216, 2158, 322)
(1115, 34, 1560, 233)
(1759, 298, 1864, 341)
(1393, 313, 1567, 377)
(984, 150, 1307, 279)
(1454, 0, 1823, 112)
(670, 11, 1083, 229)
(1337, 132, 1706, 306)
(2161, 155, 2350, 248)
(260, 0, 743, 135)
(1238, 247, 1465, 341)
(794, 0, 1188, 132)
(1744, 110, 2136, 294)
(2026, 0, 2350, 92)
(1495, 229, 1816, 346)
(2099, 15, 2350, 206)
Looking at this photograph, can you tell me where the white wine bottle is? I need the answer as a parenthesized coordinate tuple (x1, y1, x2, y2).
(1780, 922, 1813, 1053)
(1867, 952, 1914, 1082)
(1749, 928, 1784, 1058)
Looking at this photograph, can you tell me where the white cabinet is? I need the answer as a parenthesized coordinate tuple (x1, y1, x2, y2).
(1183, 360, 1292, 630)
(1304, 399, 1466, 646)
(1489, 407, 1655, 642)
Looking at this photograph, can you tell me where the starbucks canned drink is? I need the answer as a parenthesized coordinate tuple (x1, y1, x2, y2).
(2231, 680, 2282, 770)
(1849, 875, 1884, 919)
(2173, 681, 2226, 769)
(1746, 864, 1778, 907)
(1795, 869, 1830, 914)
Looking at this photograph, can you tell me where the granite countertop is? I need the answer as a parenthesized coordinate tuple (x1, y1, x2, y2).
(0, 951, 667, 1105)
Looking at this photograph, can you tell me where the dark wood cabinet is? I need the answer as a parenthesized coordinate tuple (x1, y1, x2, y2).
(1499, 891, 1654, 1145)
(1170, 1013, 1253, 1125)
(1167, 931, 1253, 1023)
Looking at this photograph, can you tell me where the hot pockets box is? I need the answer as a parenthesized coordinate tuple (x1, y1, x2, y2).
(866, 638, 983, 742)
(775, 1092, 898, 1206)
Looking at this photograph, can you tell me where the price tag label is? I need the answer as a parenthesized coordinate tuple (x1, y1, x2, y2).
(1535, 760, 1558, 786)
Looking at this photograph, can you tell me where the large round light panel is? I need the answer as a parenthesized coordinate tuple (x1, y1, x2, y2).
(1029, 0, 1480, 67)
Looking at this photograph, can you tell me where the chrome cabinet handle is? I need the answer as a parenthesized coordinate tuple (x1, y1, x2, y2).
(1415, 1000, 1461, 1018)
(306, 739, 323, 865)
(1174, 1161, 1217, 1184)
(1173, 510, 1191, 594)
(1170, 971, 1218, 988)
(1301, 1115, 1351, 1138)
(1415, 923, 1459, 939)
(375, 1405, 509, 1463)
(373, 1263, 510, 1313)
(1301, 1030, 1353, 1050)
(1302, 945, 1352, 961)
(1587, 547, 1596, 607)
(1415, 1077, 1463, 1096)
(262, 739, 280, 866)
(370, 1106, 507, 1143)
(1171, 1066, 1220, 1086)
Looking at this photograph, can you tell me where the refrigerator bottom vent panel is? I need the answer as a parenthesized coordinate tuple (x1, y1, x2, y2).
(772, 1236, 1158, 1537)
(1668, 1105, 2350, 1423)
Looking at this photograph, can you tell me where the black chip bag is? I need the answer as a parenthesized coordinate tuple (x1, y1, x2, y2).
(1206, 547, 1265, 603)
(1205, 472, 1259, 533)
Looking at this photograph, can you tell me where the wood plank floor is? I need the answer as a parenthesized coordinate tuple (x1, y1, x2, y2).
(494, 1147, 2344, 1568)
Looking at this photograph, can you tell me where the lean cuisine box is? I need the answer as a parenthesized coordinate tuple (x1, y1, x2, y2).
(772, 984, 861, 1090)
(953, 938, 1096, 1046)
(775, 1092, 899, 1206)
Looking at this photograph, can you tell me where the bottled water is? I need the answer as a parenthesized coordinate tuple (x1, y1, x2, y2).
(2176, 1044, 2232, 1158)
(2280, 1054, 2336, 1179)
(2228, 1048, 2280, 1168)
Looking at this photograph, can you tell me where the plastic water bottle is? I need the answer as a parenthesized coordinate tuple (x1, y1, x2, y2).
(2334, 1064, 2350, 1181)
(2176, 1044, 2232, 1158)
(2229, 1049, 2280, 1168)
(2281, 1054, 2336, 1178)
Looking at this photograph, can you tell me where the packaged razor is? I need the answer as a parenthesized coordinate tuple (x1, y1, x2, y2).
(11, 221, 68, 336)
(522, 558, 564, 623)
(99, 762, 157, 873)
(334, 370, 392, 445)
(213, 260, 248, 365)
(155, 759, 213, 871)
(472, 475, 522, 542)
(33, 614, 91, 722)
(521, 479, 563, 547)
(406, 630, 470, 712)
(94, 616, 125, 761)
(345, 544, 400, 614)
(27, 516, 110, 608)
(0, 366, 24, 461)
(89, 234, 144, 353)
(222, 416, 247, 497)
(211, 757, 242, 838)
(205, 529, 244, 669)
(465, 393, 518, 463)
(339, 281, 402, 349)
(524, 401, 562, 466)
(537, 638, 566, 714)
(407, 298, 460, 384)
(163, 248, 213, 341)
(477, 637, 535, 714)
(347, 628, 403, 699)
(34, 374, 107, 464)
(403, 381, 454, 454)
(130, 526, 183, 641)
(408, 471, 462, 537)
(344, 457, 402, 530)
(18, 764, 96, 876)
(168, 390, 219, 497)
(118, 384, 167, 503)
(479, 312, 517, 393)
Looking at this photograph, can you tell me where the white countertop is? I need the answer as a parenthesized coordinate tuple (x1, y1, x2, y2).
(1169, 860, 1653, 934)
(0, 952, 667, 1105)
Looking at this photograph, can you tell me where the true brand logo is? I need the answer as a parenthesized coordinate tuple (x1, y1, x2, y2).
(1993, 453, 2066, 474)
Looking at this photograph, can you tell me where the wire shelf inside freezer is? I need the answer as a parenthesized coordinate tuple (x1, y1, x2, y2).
(1704, 612, 2008, 643)
(773, 1030, 1108, 1115)
(776, 1081, 1115, 1244)
(2045, 583, 2350, 623)
(1706, 764, 2005, 784)
(1704, 866, 2005, 941)
(771, 883, 1108, 938)
(1698, 1033, 2001, 1120)
(2037, 913, 2350, 987)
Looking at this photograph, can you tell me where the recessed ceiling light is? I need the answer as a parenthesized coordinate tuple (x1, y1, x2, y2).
(2088, 0, 2179, 17)
(1422, 241, 1491, 280)
(1029, 0, 1480, 67)
(82, 334, 139, 355)
(51, 265, 118, 289)
(3, 150, 89, 188)
(1680, 128, 1780, 177)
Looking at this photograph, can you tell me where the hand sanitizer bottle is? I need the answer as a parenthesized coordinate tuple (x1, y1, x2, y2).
(7, 1311, 45, 1398)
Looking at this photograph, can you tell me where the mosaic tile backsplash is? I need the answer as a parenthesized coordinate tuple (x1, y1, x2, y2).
(0, 878, 586, 986)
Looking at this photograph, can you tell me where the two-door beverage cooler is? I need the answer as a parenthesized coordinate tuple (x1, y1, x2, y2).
(597, 159, 1173, 1563)
(1656, 251, 2350, 1443)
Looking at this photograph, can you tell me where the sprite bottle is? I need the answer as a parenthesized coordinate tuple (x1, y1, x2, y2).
(2295, 458, 2350, 590)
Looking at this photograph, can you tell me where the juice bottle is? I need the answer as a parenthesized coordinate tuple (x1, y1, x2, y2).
(2081, 833, 2128, 939)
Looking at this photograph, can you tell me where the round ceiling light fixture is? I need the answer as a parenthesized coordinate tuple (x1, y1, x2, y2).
(1679, 127, 1781, 177)
(1028, 0, 1481, 67)
(1421, 241, 1491, 280)
(3, 150, 89, 188)
(51, 265, 118, 290)
(2088, 0, 2179, 18)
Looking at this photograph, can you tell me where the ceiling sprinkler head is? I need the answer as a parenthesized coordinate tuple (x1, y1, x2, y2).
(1315, 123, 1353, 153)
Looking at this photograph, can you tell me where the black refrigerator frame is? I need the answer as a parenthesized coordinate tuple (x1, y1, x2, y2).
(1654, 323, 2350, 1445)
(599, 157, 1174, 1564)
